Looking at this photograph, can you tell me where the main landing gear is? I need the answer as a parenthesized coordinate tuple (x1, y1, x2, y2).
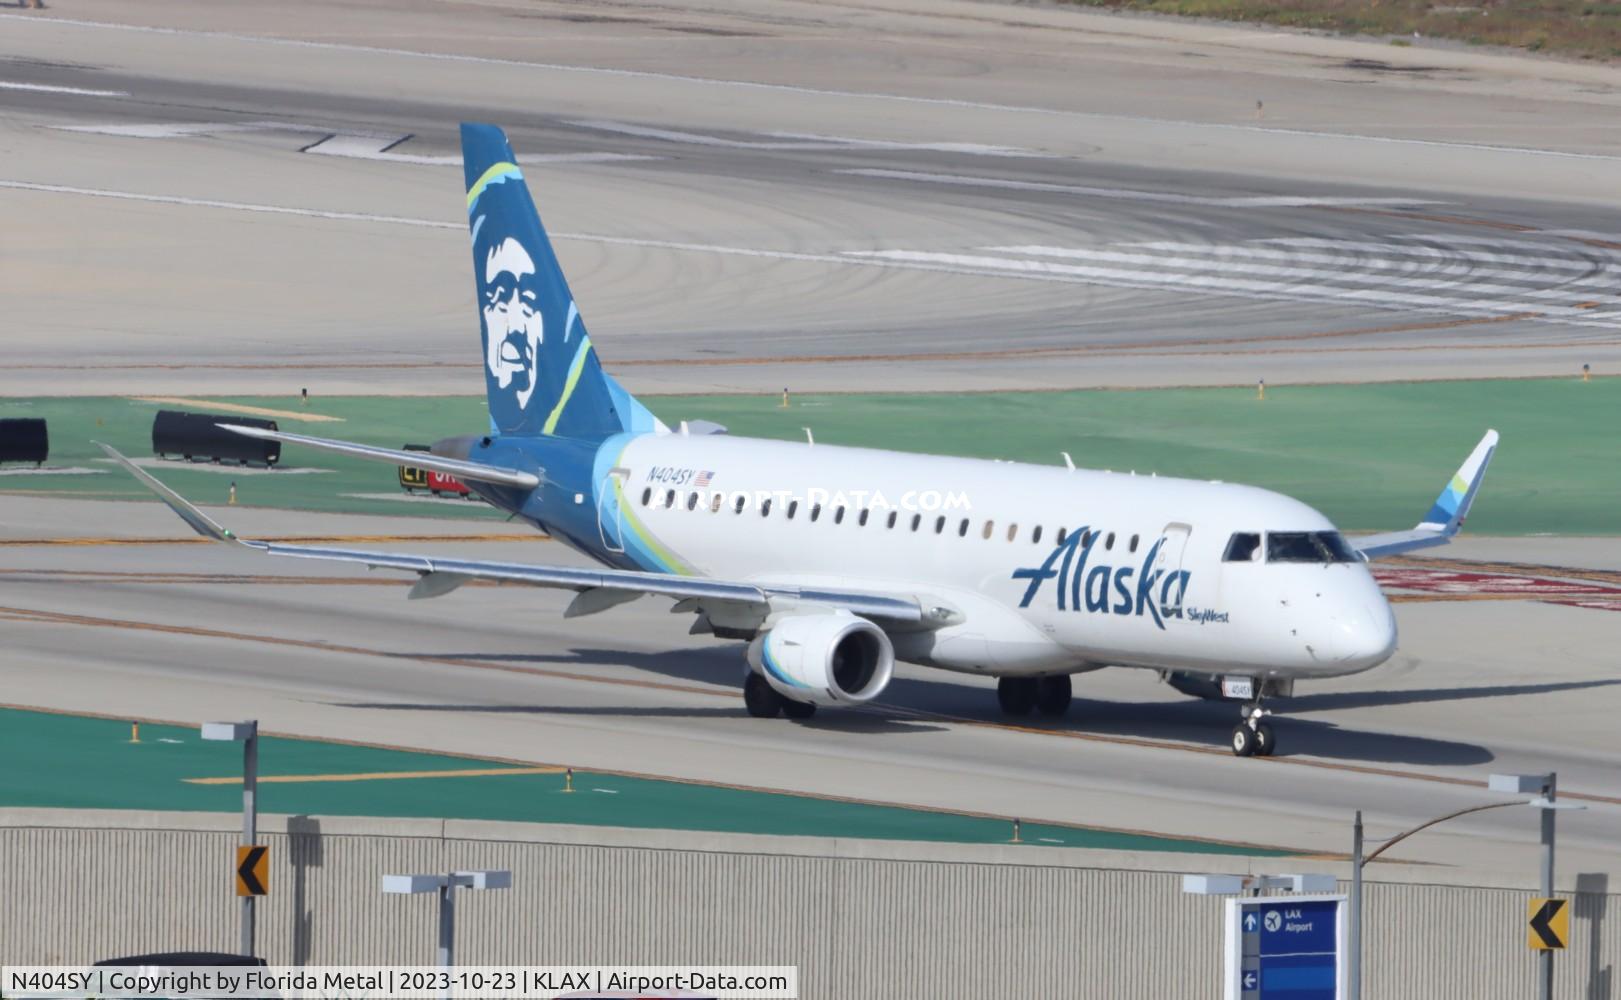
(996, 675, 1072, 717)
(743, 671, 817, 720)
(1230, 699, 1276, 758)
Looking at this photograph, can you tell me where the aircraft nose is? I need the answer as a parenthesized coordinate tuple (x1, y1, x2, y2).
(1332, 602, 1398, 667)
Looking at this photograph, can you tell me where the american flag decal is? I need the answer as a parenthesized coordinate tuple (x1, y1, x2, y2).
(694, 470, 714, 488)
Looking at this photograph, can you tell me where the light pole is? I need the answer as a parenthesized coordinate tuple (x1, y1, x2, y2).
(382, 870, 512, 973)
(1347, 771, 1583, 1000)
(202, 720, 259, 957)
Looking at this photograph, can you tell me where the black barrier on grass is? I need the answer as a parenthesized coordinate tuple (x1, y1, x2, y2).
(152, 411, 280, 466)
(0, 417, 49, 466)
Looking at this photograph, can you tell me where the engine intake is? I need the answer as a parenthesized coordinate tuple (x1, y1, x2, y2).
(747, 612, 894, 707)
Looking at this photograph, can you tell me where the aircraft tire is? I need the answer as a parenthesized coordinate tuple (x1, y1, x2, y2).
(782, 699, 817, 720)
(1035, 675, 1072, 717)
(1253, 722, 1276, 757)
(744, 672, 784, 719)
(1230, 724, 1258, 757)
(996, 677, 1037, 715)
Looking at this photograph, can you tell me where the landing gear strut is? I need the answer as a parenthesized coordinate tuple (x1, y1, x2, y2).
(1230, 698, 1276, 758)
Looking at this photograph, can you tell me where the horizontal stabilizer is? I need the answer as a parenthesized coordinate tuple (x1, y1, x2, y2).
(216, 424, 541, 489)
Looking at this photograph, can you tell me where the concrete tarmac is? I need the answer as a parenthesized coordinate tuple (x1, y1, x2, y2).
(3, 0, 1621, 394)
(2, 497, 1618, 876)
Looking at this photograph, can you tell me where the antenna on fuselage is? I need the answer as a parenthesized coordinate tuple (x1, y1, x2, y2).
(803, 427, 815, 446)
(1061, 452, 1074, 472)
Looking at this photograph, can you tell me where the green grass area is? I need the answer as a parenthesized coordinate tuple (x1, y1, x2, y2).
(1058, 0, 1621, 60)
(1, 377, 1612, 533)
(0, 708, 1285, 854)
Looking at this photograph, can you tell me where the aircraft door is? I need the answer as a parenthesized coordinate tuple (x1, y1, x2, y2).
(596, 467, 629, 554)
(1156, 521, 1192, 619)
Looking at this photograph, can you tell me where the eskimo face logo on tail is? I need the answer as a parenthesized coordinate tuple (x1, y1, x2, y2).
(1011, 525, 1190, 630)
(481, 236, 543, 411)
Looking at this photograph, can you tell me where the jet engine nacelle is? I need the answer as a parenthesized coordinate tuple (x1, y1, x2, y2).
(747, 612, 894, 707)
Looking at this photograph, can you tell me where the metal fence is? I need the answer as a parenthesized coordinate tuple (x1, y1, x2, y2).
(1, 810, 1615, 998)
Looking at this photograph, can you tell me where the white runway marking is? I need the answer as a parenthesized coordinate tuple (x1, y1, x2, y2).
(1129, 240, 1602, 274)
(58, 122, 659, 167)
(571, 120, 1045, 157)
(57, 121, 298, 138)
(853, 238, 1621, 328)
(0, 466, 107, 477)
(304, 133, 658, 166)
(0, 80, 129, 98)
(838, 168, 1442, 207)
(996, 245, 1621, 306)
(9, 13, 1621, 162)
(91, 457, 333, 476)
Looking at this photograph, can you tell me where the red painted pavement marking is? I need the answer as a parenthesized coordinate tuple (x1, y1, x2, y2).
(1374, 568, 1621, 597)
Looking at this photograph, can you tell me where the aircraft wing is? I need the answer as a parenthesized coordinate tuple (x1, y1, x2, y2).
(1352, 429, 1498, 560)
(217, 423, 541, 489)
(98, 444, 926, 625)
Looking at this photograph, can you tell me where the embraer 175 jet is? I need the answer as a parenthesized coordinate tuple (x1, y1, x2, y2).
(104, 124, 1499, 757)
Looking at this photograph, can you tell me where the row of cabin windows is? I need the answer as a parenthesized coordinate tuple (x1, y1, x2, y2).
(635, 487, 1142, 552)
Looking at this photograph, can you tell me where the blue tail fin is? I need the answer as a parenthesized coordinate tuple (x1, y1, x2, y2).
(461, 123, 661, 440)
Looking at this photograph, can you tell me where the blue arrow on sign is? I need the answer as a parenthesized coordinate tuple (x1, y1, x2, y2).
(1243, 912, 1259, 932)
(1243, 971, 1258, 990)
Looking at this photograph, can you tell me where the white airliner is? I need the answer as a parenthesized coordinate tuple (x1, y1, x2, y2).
(104, 124, 1499, 757)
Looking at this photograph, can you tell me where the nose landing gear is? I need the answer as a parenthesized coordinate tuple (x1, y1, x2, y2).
(1230, 700, 1276, 757)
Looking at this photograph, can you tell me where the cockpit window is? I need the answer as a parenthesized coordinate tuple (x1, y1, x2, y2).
(1267, 531, 1358, 564)
(1223, 532, 1262, 562)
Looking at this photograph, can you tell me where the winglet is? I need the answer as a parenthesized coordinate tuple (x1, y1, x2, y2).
(1416, 429, 1498, 533)
(95, 442, 245, 545)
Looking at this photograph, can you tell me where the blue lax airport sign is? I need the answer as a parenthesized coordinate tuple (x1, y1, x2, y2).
(1224, 895, 1346, 1000)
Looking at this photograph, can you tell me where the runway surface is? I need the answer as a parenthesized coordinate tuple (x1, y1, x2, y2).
(2, 0, 1619, 879)
(3, 497, 1619, 876)
(4, 0, 1621, 395)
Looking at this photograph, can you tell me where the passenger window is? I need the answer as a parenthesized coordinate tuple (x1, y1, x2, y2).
(1031, 525, 1042, 545)
(858, 508, 870, 527)
(1129, 534, 1139, 553)
(834, 506, 846, 524)
(687, 492, 699, 511)
(1223, 532, 1262, 562)
(1006, 523, 1018, 542)
(958, 518, 970, 537)
(787, 500, 798, 520)
(734, 495, 746, 514)
(911, 513, 922, 532)
(761, 499, 772, 517)
(810, 503, 822, 522)
(1080, 530, 1091, 546)
(665, 489, 676, 509)
(982, 520, 994, 540)
(711, 494, 723, 513)
(1105, 532, 1115, 550)
(935, 516, 946, 534)
(641, 488, 652, 507)
(1056, 527, 1067, 545)
(887, 511, 898, 529)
